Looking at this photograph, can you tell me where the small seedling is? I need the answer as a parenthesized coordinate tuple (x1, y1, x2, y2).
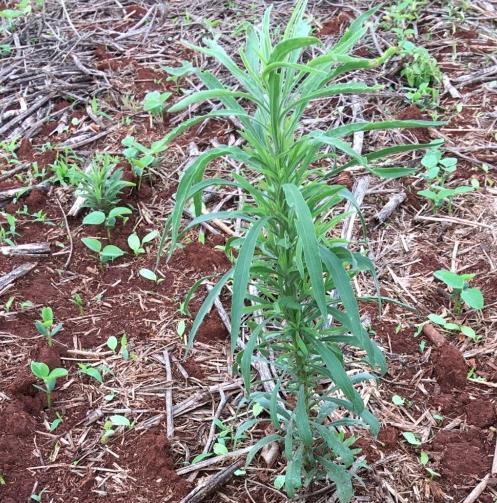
(78, 363, 103, 383)
(106, 335, 118, 352)
(49, 411, 63, 432)
(392, 394, 405, 406)
(71, 293, 84, 315)
(433, 270, 484, 314)
(72, 154, 134, 212)
(419, 451, 440, 478)
(106, 334, 129, 360)
(81, 237, 125, 263)
(35, 306, 63, 347)
(32, 210, 51, 224)
(30, 489, 47, 502)
(82, 207, 132, 232)
(418, 184, 474, 211)
(122, 136, 158, 182)
(421, 148, 457, 180)
(427, 313, 479, 342)
(402, 431, 422, 446)
(31, 361, 68, 409)
(139, 267, 163, 284)
(100, 415, 132, 444)
(0, 213, 18, 245)
(3, 296, 15, 313)
(127, 230, 158, 255)
(143, 90, 172, 118)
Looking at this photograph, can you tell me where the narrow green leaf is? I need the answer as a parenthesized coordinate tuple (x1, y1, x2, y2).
(231, 218, 268, 353)
(283, 184, 327, 319)
(189, 269, 233, 349)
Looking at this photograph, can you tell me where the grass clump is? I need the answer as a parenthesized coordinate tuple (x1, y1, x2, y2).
(155, 1, 440, 499)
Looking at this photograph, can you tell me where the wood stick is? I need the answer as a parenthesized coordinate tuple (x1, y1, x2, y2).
(423, 323, 447, 348)
(462, 473, 490, 503)
(0, 243, 50, 256)
(375, 192, 406, 224)
(206, 284, 278, 395)
(179, 460, 244, 503)
(163, 349, 174, 439)
(202, 390, 227, 454)
(176, 446, 251, 475)
(0, 262, 37, 292)
(0, 183, 46, 202)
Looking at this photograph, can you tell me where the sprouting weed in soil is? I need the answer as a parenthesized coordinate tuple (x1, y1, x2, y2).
(106, 335, 118, 353)
(0, 213, 18, 245)
(90, 96, 111, 120)
(73, 154, 134, 212)
(100, 415, 132, 444)
(426, 313, 480, 342)
(0, 139, 18, 161)
(400, 41, 441, 107)
(83, 207, 132, 237)
(467, 367, 486, 383)
(142, 90, 172, 119)
(30, 361, 68, 409)
(162, 60, 193, 91)
(419, 451, 440, 479)
(32, 210, 51, 224)
(433, 270, 484, 314)
(158, 0, 442, 498)
(120, 93, 141, 113)
(382, 1, 441, 108)
(106, 334, 129, 360)
(20, 299, 34, 311)
(419, 339, 427, 352)
(78, 363, 103, 383)
(402, 431, 422, 446)
(30, 161, 47, 181)
(418, 146, 475, 212)
(49, 411, 63, 432)
(70, 293, 84, 315)
(127, 230, 158, 255)
(3, 296, 15, 313)
(0, 473, 5, 485)
(122, 135, 159, 184)
(176, 319, 186, 339)
(81, 237, 125, 263)
(50, 150, 80, 186)
(421, 147, 457, 181)
(139, 267, 163, 284)
(418, 184, 475, 211)
(35, 306, 63, 347)
(30, 488, 47, 502)
(391, 394, 405, 406)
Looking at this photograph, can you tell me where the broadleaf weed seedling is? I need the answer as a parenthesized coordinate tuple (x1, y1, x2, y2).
(127, 230, 158, 255)
(30, 361, 68, 409)
(143, 90, 172, 118)
(100, 415, 132, 444)
(81, 237, 125, 263)
(78, 363, 103, 383)
(35, 306, 63, 347)
(83, 206, 132, 237)
(156, 1, 443, 499)
(139, 267, 163, 283)
(434, 269, 484, 314)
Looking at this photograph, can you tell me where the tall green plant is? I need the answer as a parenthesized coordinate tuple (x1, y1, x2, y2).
(157, 2, 441, 500)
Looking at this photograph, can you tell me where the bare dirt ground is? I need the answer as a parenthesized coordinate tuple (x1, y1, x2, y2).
(1, 0, 497, 502)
